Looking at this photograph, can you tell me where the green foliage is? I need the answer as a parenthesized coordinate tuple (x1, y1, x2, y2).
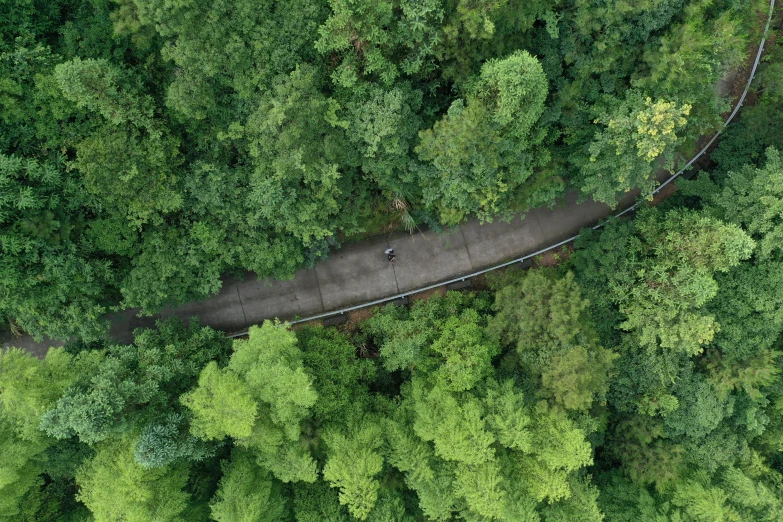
(242, 65, 360, 244)
(576, 91, 691, 205)
(345, 83, 424, 195)
(184, 321, 319, 483)
(430, 310, 500, 392)
(1, 1, 776, 520)
(296, 325, 377, 423)
(55, 57, 184, 226)
(574, 207, 754, 356)
(416, 50, 551, 224)
(209, 448, 289, 522)
(129, 0, 326, 119)
(0, 154, 113, 341)
(489, 269, 617, 411)
(73, 125, 183, 226)
(636, 2, 745, 124)
(134, 413, 214, 469)
(1, 0, 755, 337)
(293, 481, 351, 522)
(490, 269, 589, 351)
(362, 290, 493, 372)
(181, 362, 258, 441)
(53, 57, 154, 127)
(41, 318, 229, 446)
(75, 437, 190, 522)
(322, 419, 385, 520)
(316, 0, 443, 87)
(706, 260, 783, 362)
(702, 148, 783, 261)
(709, 37, 783, 173)
(410, 379, 496, 466)
(0, 348, 98, 520)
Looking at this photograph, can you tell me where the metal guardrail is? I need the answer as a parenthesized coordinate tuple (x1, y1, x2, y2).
(228, 0, 777, 338)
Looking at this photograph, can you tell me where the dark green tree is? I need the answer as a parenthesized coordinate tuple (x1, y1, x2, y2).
(416, 50, 551, 224)
(489, 269, 617, 411)
(0, 154, 115, 341)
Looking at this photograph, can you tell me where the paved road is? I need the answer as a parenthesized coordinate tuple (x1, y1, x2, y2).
(4, 188, 641, 356)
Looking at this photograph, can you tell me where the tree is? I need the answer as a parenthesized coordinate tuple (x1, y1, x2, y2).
(702, 148, 783, 261)
(0, 154, 114, 341)
(573, 207, 754, 356)
(0, 348, 99, 519)
(53, 57, 154, 128)
(322, 419, 385, 520)
(129, 0, 325, 119)
(181, 362, 258, 441)
(618, 209, 753, 355)
(489, 269, 589, 352)
(293, 481, 351, 522)
(362, 290, 493, 373)
(184, 321, 318, 483)
(541, 344, 617, 411)
(706, 261, 783, 362)
(75, 437, 190, 522)
(209, 448, 289, 522)
(54, 57, 184, 226)
(73, 125, 183, 226)
(416, 50, 551, 224)
(345, 83, 423, 196)
(489, 269, 617, 411)
(437, 0, 549, 85)
(134, 413, 215, 469)
(636, 3, 745, 129)
(41, 318, 230, 449)
(315, 0, 443, 87)
(296, 325, 376, 423)
(411, 379, 496, 466)
(430, 310, 500, 392)
(242, 65, 361, 244)
(576, 90, 691, 206)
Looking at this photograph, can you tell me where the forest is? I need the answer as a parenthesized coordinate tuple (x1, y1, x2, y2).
(1, 0, 768, 341)
(3, 0, 783, 521)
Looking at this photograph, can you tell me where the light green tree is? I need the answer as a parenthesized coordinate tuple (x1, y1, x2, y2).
(76, 437, 190, 522)
(181, 362, 258, 441)
(430, 310, 500, 392)
(0, 348, 99, 520)
(184, 321, 318, 483)
(209, 448, 288, 522)
(322, 419, 385, 520)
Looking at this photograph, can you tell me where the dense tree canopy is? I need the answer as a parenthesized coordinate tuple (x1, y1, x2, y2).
(6, 175, 783, 520)
(3, 1, 783, 521)
(0, 0, 758, 339)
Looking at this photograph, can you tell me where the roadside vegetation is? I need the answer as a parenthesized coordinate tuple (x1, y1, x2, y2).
(3, 1, 783, 521)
